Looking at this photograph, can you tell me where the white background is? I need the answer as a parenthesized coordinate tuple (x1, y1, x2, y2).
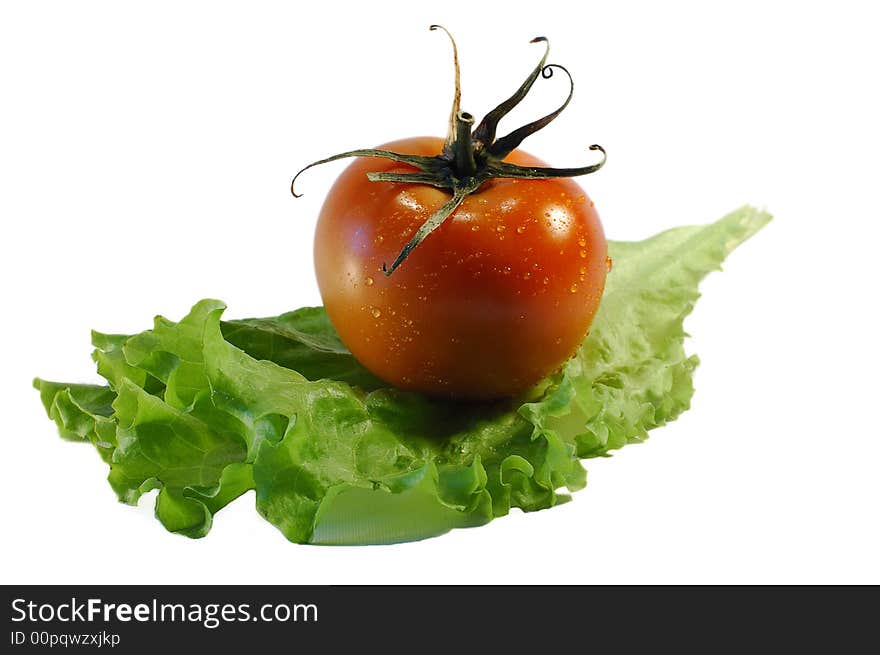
(1, 0, 878, 584)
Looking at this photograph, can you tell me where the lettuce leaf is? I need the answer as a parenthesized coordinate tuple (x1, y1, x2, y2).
(34, 206, 770, 544)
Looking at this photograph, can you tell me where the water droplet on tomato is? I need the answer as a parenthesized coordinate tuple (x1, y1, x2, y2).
(606, 256, 613, 272)
(570, 284, 578, 293)
(522, 272, 531, 280)
(371, 307, 381, 318)
(471, 224, 480, 231)
(542, 277, 550, 285)
(579, 250, 587, 258)
(516, 226, 526, 234)
(578, 237, 586, 247)
(365, 277, 374, 286)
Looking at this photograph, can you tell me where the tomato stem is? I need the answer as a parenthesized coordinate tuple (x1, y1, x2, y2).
(291, 26, 607, 274)
(453, 111, 477, 178)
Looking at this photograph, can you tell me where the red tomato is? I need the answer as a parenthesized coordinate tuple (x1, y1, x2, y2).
(314, 136, 607, 400)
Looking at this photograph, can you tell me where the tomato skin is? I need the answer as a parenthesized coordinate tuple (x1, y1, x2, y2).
(314, 136, 607, 400)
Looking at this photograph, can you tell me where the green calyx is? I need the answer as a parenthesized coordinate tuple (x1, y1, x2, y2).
(291, 25, 606, 275)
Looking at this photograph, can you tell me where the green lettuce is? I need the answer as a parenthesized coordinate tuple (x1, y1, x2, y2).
(34, 206, 770, 544)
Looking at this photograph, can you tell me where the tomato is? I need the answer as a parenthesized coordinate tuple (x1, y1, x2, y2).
(314, 136, 607, 400)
